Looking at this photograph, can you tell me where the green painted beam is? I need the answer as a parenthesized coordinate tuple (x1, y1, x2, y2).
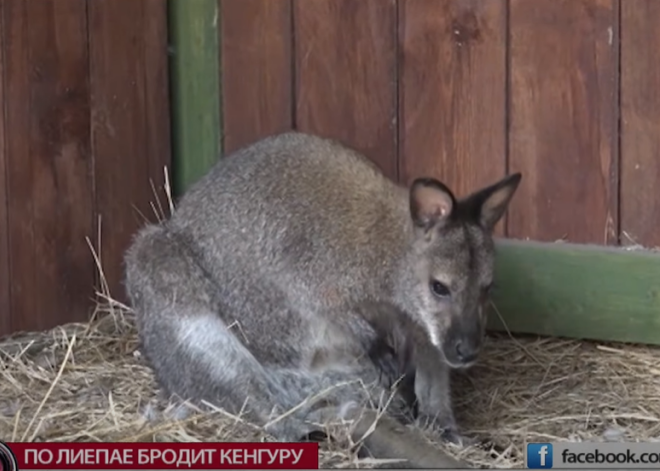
(488, 238, 660, 346)
(168, 0, 222, 195)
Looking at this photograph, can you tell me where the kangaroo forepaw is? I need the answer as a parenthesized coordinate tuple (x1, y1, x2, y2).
(370, 349, 400, 388)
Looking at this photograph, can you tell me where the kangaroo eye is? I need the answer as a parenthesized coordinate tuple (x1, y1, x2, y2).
(430, 280, 450, 298)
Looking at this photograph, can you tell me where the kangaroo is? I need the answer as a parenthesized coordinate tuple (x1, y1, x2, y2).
(124, 131, 521, 468)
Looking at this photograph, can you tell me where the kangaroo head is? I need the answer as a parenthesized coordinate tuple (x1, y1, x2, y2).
(401, 172, 522, 368)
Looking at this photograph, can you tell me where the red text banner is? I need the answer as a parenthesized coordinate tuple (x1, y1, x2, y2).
(4, 442, 319, 470)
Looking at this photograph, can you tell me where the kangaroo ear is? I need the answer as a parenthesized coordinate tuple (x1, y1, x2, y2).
(409, 178, 455, 230)
(466, 173, 522, 231)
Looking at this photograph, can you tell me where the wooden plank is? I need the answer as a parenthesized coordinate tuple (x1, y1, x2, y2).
(398, 0, 507, 233)
(1, 0, 31, 335)
(620, 1, 660, 248)
(170, 0, 220, 193)
(487, 239, 660, 346)
(142, 0, 172, 215)
(508, 0, 619, 244)
(89, 0, 170, 303)
(4, 0, 94, 333)
(220, 0, 292, 154)
(0, 1, 9, 336)
(295, 0, 397, 180)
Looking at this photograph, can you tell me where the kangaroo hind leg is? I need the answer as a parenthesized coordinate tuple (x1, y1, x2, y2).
(123, 225, 316, 441)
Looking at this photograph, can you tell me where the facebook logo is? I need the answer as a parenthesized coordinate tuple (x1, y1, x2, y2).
(527, 443, 553, 469)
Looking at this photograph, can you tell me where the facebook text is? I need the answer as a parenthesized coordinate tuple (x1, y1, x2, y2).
(527, 441, 660, 469)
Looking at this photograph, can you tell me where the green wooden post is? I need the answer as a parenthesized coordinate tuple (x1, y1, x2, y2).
(168, 0, 222, 195)
(488, 238, 660, 346)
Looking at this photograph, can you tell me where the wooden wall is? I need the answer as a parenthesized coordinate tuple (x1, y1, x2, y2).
(2, 0, 660, 337)
(0, 0, 170, 336)
(219, 0, 660, 248)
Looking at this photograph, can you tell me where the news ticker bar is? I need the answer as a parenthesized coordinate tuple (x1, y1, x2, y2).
(0, 442, 319, 470)
(526, 442, 660, 469)
(5, 440, 658, 470)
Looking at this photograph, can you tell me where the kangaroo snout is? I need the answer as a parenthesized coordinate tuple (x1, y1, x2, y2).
(442, 319, 484, 368)
(454, 339, 479, 364)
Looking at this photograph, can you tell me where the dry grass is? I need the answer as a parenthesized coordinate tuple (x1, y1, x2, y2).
(1, 175, 659, 468)
(1, 301, 659, 468)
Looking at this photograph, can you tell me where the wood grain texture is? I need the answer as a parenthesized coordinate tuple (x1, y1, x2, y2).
(0, 1, 9, 335)
(4, 0, 94, 333)
(508, 0, 619, 244)
(620, 1, 660, 248)
(89, 0, 171, 303)
(3, 0, 33, 333)
(399, 0, 507, 233)
(141, 0, 172, 210)
(220, 0, 293, 154)
(294, 0, 398, 180)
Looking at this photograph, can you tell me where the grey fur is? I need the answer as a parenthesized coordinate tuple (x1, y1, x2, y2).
(124, 131, 521, 468)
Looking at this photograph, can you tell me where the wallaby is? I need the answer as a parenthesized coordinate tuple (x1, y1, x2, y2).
(124, 131, 521, 468)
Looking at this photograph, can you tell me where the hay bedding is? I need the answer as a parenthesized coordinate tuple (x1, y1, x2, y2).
(1, 301, 659, 469)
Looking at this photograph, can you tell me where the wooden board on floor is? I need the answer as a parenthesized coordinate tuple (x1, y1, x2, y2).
(294, 0, 398, 180)
(89, 0, 171, 304)
(488, 238, 660, 346)
(508, 0, 619, 244)
(220, 0, 293, 155)
(620, 0, 660, 249)
(398, 0, 507, 233)
(3, 0, 94, 334)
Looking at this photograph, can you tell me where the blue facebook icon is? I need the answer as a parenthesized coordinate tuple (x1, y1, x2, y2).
(527, 443, 553, 469)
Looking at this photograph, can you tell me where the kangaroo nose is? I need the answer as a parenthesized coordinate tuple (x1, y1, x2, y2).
(455, 341, 478, 364)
